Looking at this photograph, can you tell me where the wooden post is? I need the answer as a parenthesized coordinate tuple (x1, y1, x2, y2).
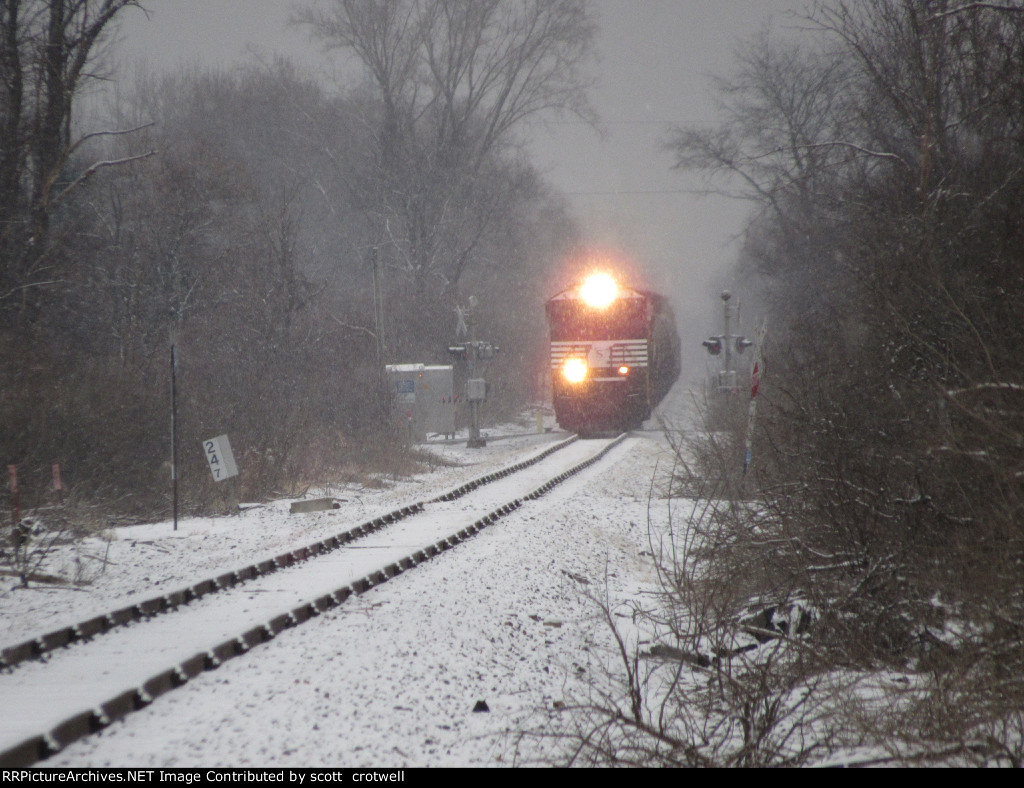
(52, 463, 63, 506)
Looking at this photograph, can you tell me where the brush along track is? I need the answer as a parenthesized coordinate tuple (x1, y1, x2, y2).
(0, 433, 627, 767)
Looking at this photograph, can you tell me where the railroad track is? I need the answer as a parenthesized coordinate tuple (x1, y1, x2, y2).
(0, 435, 579, 673)
(0, 433, 628, 767)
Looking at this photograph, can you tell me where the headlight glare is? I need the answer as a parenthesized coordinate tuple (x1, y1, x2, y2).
(562, 358, 588, 384)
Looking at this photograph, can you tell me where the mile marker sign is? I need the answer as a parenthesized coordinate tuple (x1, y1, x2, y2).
(202, 435, 239, 482)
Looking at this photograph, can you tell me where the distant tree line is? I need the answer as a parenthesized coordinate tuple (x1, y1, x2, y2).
(0, 0, 592, 520)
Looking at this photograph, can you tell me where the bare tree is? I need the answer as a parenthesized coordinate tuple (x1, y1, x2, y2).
(0, 0, 149, 316)
(665, 0, 1024, 765)
(296, 0, 595, 304)
(669, 30, 853, 236)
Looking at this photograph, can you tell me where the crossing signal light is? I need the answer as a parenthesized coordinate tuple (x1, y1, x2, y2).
(448, 341, 499, 361)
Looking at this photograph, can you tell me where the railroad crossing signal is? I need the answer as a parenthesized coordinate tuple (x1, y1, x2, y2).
(447, 341, 499, 362)
(448, 298, 498, 448)
(702, 291, 757, 395)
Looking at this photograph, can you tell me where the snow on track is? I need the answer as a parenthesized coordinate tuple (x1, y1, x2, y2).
(3, 435, 669, 764)
(0, 432, 572, 650)
(22, 433, 685, 767)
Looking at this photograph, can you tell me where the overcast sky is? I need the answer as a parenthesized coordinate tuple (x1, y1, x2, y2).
(114, 0, 812, 364)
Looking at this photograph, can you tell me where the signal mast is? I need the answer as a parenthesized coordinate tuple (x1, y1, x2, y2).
(448, 296, 498, 448)
(701, 290, 753, 395)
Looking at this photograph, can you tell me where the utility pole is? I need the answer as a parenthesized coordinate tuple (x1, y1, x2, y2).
(722, 291, 733, 391)
(370, 246, 386, 366)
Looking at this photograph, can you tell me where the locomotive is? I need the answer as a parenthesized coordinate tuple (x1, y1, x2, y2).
(546, 273, 680, 434)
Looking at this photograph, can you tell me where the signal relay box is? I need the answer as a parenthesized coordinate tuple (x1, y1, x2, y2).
(385, 364, 455, 441)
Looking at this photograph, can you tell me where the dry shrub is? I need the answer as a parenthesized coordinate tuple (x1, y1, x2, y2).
(529, 430, 843, 767)
(546, 399, 1023, 766)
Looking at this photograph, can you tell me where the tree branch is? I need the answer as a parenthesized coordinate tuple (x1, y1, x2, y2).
(65, 121, 155, 159)
(790, 140, 913, 170)
(51, 150, 157, 204)
(929, 3, 1024, 21)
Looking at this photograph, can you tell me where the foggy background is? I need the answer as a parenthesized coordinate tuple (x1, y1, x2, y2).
(112, 0, 810, 384)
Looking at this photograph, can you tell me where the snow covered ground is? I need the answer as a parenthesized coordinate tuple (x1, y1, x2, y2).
(1, 429, 576, 648)
(1, 413, 695, 767)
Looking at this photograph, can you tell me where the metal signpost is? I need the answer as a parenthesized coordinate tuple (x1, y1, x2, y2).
(448, 297, 498, 449)
(170, 344, 178, 531)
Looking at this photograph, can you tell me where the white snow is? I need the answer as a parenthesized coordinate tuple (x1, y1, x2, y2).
(1, 423, 690, 767)
(1, 432, 575, 648)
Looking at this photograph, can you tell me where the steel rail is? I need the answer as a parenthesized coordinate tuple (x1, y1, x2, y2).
(0, 435, 577, 674)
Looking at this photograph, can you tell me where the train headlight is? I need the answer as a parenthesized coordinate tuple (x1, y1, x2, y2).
(580, 273, 618, 308)
(618, 365, 630, 376)
(562, 358, 588, 384)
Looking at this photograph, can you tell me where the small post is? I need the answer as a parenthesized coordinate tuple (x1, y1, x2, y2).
(51, 463, 63, 506)
(170, 343, 179, 532)
(8, 464, 18, 526)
